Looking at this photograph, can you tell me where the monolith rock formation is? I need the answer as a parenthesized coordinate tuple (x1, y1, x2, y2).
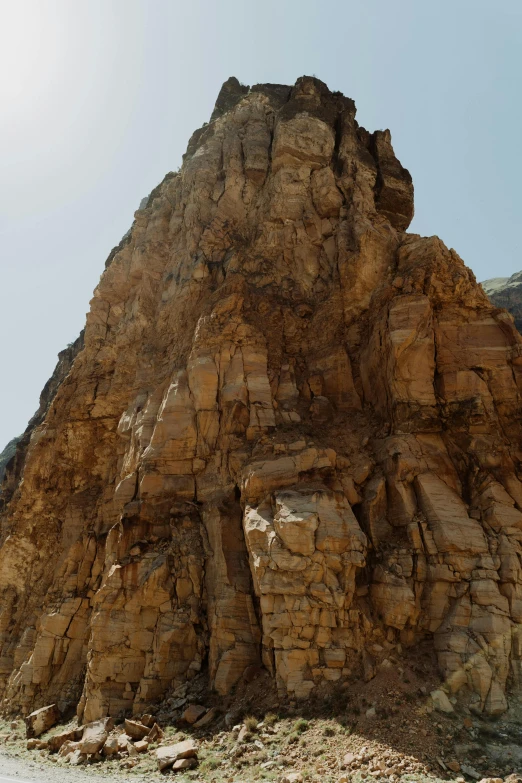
(2, 76, 522, 724)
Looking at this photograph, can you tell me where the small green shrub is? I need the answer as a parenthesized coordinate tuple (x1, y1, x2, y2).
(244, 715, 259, 732)
(200, 754, 221, 771)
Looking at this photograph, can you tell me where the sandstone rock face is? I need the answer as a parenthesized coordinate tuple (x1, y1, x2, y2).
(483, 271, 522, 333)
(1, 76, 522, 721)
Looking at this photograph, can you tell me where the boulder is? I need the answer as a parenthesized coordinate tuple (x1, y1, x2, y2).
(68, 749, 87, 766)
(173, 757, 198, 771)
(124, 718, 149, 740)
(48, 727, 83, 752)
(147, 722, 164, 742)
(281, 774, 304, 783)
(79, 716, 114, 755)
(102, 735, 119, 756)
(193, 707, 218, 728)
(118, 733, 132, 751)
(155, 738, 198, 771)
(26, 738, 48, 750)
(182, 704, 207, 724)
(430, 689, 454, 713)
(58, 740, 80, 757)
(25, 704, 60, 738)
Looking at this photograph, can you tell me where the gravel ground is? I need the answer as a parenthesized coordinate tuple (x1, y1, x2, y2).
(1, 659, 520, 783)
(0, 751, 156, 783)
(0, 750, 448, 783)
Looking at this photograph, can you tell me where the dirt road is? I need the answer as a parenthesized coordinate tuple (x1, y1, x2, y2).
(0, 753, 154, 783)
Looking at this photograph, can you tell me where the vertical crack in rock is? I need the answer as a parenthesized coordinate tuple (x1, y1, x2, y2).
(1, 75, 522, 721)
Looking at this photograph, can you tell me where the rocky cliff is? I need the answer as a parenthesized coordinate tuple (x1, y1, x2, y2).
(2, 76, 522, 725)
(0, 438, 20, 485)
(0, 331, 84, 510)
(483, 272, 522, 333)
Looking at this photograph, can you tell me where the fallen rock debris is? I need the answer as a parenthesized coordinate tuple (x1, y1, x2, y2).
(5, 676, 521, 783)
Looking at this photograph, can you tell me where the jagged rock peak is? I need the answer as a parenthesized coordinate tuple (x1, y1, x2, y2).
(187, 75, 414, 231)
(1, 75, 522, 727)
(210, 75, 349, 123)
(210, 76, 250, 120)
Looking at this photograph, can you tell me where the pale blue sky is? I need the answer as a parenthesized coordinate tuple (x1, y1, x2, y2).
(1, 0, 521, 448)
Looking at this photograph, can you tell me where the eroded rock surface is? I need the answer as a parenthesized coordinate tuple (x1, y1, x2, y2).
(1, 76, 522, 722)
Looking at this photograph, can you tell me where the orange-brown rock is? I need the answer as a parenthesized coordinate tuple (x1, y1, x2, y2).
(124, 717, 149, 739)
(1, 76, 522, 721)
(24, 704, 60, 737)
(156, 738, 198, 771)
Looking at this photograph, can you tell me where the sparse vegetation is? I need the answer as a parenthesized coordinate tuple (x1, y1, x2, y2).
(199, 751, 221, 771)
(0, 653, 505, 783)
(293, 717, 309, 734)
(243, 714, 259, 732)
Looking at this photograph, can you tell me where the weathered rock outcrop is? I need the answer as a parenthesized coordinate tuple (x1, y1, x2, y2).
(483, 271, 522, 333)
(1, 76, 522, 724)
(0, 438, 20, 484)
(0, 331, 84, 509)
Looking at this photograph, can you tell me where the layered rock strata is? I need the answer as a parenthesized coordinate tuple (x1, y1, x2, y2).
(1, 76, 522, 723)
